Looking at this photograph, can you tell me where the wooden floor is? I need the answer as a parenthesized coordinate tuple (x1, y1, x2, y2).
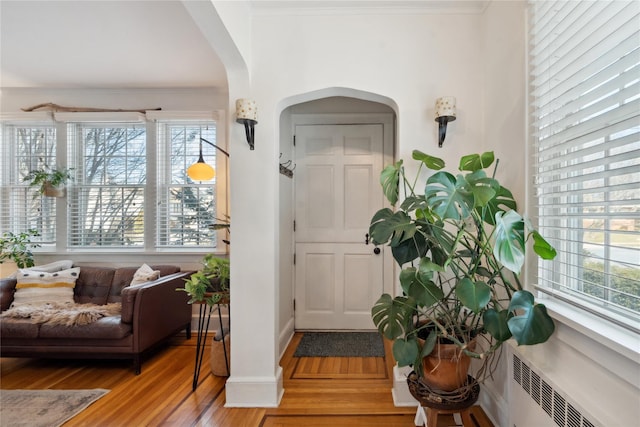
(0, 333, 493, 426)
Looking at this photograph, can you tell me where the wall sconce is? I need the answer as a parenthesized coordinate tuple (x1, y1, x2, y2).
(186, 137, 230, 181)
(236, 98, 258, 150)
(435, 96, 456, 148)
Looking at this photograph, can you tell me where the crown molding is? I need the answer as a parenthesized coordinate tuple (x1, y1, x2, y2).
(250, 0, 491, 16)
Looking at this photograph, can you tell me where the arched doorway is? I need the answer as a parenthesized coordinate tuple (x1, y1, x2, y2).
(278, 93, 397, 333)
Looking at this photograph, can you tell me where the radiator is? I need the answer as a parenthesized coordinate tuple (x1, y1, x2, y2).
(510, 353, 598, 427)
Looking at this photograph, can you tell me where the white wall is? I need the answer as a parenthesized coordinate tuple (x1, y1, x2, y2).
(0, 87, 227, 114)
(480, 2, 527, 426)
(482, 2, 640, 427)
(241, 5, 486, 408)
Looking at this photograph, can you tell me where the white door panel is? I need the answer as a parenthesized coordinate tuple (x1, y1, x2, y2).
(295, 243, 382, 330)
(295, 124, 383, 243)
(294, 123, 390, 330)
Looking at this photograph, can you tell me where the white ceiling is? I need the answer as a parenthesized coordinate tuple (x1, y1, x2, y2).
(0, 0, 490, 90)
(0, 0, 228, 89)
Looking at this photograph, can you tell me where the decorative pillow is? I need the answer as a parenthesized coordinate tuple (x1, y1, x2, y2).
(25, 260, 74, 273)
(12, 267, 80, 307)
(130, 264, 160, 286)
(6, 260, 74, 279)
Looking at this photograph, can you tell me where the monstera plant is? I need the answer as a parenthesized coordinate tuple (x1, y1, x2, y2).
(369, 150, 556, 389)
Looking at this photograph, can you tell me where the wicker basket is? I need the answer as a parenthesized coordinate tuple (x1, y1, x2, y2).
(407, 371, 480, 410)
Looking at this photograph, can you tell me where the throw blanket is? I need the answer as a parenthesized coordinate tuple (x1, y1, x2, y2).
(1, 302, 121, 326)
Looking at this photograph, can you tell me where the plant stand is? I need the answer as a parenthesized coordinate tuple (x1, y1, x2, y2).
(192, 302, 229, 391)
(407, 371, 480, 426)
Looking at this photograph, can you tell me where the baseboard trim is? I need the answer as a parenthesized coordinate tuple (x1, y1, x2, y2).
(391, 365, 418, 407)
(279, 317, 295, 360)
(225, 366, 284, 407)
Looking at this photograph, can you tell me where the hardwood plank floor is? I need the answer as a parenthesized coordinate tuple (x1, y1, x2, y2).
(1, 333, 493, 426)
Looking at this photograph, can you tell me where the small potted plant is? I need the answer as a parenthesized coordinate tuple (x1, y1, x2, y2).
(369, 151, 557, 394)
(178, 254, 231, 377)
(23, 165, 73, 197)
(0, 229, 41, 277)
(178, 254, 230, 306)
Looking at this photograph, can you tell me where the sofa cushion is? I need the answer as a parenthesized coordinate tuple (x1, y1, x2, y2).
(109, 267, 139, 303)
(0, 318, 39, 338)
(39, 315, 131, 339)
(74, 267, 116, 305)
(107, 265, 180, 303)
(12, 267, 80, 307)
(25, 260, 74, 274)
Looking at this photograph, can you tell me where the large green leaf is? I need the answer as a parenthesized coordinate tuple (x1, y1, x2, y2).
(369, 209, 416, 247)
(455, 277, 491, 313)
(425, 172, 474, 220)
(478, 185, 517, 225)
(393, 338, 420, 366)
(483, 308, 513, 341)
(400, 195, 427, 212)
(409, 279, 444, 307)
(493, 210, 526, 273)
(399, 266, 444, 307)
(391, 231, 429, 266)
(399, 267, 417, 294)
(419, 330, 437, 358)
(418, 256, 444, 280)
(380, 161, 402, 205)
(459, 152, 495, 172)
(507, 290, 555, 345)
(532, 230, 557, 260)
(412, 150, 445, 170)
(463, 170, 497, 208)
(371, 294, 415, 340)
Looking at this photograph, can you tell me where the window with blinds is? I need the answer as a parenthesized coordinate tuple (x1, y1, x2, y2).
(1, 125, 58, 244)
(68, 123, 147, 247)
(529, 1, 640, 328)
(156, 122, 218, 248)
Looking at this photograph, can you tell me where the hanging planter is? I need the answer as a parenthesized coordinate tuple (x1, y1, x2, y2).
(42, 181, 66, 197)
(24, 166, 73, 198)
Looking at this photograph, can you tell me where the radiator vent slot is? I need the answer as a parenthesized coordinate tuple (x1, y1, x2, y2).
(513, 354, 596, 427)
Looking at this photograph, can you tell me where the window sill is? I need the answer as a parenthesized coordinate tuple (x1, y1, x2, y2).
(539, 296, 640, 365)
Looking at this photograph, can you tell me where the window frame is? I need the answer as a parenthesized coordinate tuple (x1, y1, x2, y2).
(526, 0, 640, 333)
(0, 111, 228, 256)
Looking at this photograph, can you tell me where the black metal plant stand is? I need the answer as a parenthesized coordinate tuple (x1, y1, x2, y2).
(192, 302, 230, 391)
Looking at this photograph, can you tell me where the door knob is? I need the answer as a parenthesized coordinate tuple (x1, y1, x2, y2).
(373, 247, 381, 255)
(365, 233, 370, 245)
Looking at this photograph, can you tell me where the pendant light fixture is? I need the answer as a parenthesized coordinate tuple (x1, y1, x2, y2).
(186, 137, 230, 181)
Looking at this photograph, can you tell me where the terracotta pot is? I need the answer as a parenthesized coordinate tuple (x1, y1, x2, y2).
(420, 339, 476, 392)
(43, 182, 65, 197)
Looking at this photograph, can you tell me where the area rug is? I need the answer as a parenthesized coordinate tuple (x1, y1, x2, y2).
(0, 389, 109, 427)
(294, 331, 385, 357)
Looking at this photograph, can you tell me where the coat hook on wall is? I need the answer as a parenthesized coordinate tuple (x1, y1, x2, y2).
(279, 153, 295, 178)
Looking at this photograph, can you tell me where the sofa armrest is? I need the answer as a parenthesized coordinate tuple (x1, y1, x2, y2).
(0, 278, 17, 312)
(121, 271, 192, 352)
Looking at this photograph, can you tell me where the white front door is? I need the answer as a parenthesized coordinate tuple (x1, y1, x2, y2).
(294, 123, 390, 330)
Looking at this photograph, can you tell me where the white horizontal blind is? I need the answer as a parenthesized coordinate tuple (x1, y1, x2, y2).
(67, 123, 146, 247)
(156, 122, 218, 248)
(529, 1, 640, 327)
(0, 125, 57, 243)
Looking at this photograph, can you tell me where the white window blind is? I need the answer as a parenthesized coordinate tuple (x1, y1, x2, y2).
(156, 122, 219, 248)
(0, 125, 57, 244)
(68, 123, 146, 247)
(529, 1, 640, 328)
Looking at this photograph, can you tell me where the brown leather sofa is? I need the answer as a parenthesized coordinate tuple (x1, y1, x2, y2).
(0, 265, 192, 374)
